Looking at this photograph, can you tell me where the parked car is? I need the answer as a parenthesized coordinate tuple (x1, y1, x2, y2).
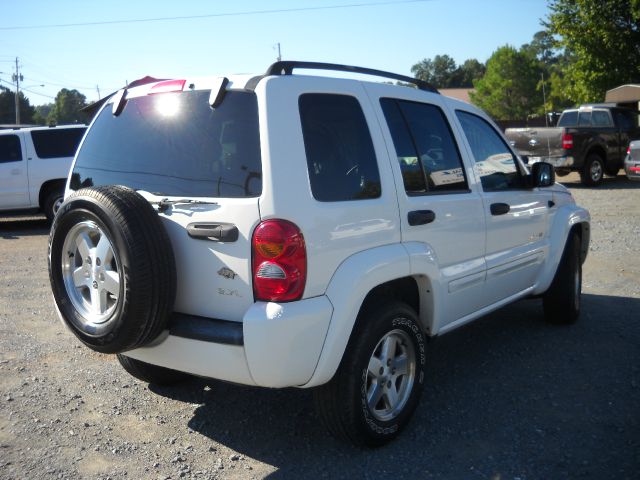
(48, 61, 590, 446)
(0, 125, 87, 221)
(624, 140, 640, 181)
(505, 105, 640, 186)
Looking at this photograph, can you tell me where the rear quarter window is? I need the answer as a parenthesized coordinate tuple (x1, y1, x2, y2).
(30, 128, 86, 159)
(299, 93, 381, 202)
(0, 135, 22, 163)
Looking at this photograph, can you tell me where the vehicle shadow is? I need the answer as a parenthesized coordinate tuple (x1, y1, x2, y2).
(561, 175, 640, 190)
(151, 293, 640, 479)
(0, 216, 50, 239)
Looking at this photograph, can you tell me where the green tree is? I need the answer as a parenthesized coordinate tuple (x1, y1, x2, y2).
(48, 88, 89, 125)
(545, 0, 640, 103)
(454, 59, 486, 88)
(0, 86, 36, 124)
(412, 55, 485, 88)
(33, 103, 53, 125)
(469, 46, 543, 121)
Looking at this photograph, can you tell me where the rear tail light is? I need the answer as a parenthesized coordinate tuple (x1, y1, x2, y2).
(149, 79, 186, 94)
(627, 146, 631, 155)
(562, 133, 573, 149)
(252, 220, 306, 302)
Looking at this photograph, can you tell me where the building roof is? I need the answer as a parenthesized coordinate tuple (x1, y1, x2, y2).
(439, 88, 474, 104)
(605, 84, 640, 103)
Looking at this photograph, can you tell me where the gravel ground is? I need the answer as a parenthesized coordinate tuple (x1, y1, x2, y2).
(1, 173, 639, 480)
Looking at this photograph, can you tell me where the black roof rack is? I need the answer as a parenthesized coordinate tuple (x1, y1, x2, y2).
(265, 61, 439, 93)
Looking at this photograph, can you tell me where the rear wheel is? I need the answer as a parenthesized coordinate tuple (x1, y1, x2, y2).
(44, 187, 64, 222)
(580, 153, 604, 186)
(543, 234, 581, 324)
(117, 354, 189, 385)
(314, 301, 426, 446)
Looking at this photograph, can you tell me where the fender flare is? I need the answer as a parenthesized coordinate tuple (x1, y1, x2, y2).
(532, 204, 590, 296)
(303, 241, 443, 388)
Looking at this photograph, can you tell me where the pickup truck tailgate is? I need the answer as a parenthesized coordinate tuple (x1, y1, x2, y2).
(505, 127, 564, 158)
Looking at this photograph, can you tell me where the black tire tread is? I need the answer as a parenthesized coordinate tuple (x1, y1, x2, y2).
(48, 186, 176, 353)
(543, 233, 581, 324)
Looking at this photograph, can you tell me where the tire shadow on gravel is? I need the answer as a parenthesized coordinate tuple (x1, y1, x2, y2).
(150, 294, 640, 480)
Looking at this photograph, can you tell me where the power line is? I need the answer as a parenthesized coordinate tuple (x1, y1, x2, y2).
(0, 0, 431, 30)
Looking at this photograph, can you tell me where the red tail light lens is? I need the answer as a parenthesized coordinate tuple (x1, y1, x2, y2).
(627, 146, 631, 155)
(252, 220, 306, 302)
(149, 79, 186, 94)
(562, 133, 573, 149)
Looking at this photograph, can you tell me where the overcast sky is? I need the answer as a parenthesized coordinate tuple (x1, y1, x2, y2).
(0, 0, 549, 106)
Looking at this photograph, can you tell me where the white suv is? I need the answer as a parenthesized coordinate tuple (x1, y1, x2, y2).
(48, 62, 590, 446)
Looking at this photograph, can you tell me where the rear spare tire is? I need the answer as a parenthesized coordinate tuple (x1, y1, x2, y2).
(48, 186, 176, 353)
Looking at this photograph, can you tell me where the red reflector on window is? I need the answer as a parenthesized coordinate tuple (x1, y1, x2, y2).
(149, 79, 186, 94)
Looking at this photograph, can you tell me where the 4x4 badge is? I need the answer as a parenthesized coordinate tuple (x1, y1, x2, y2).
(217, 267, 237, 280)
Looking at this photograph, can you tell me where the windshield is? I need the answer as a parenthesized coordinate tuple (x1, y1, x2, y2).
(70, 90, 261, 198)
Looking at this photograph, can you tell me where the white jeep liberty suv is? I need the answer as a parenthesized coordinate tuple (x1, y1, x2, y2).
(48, 62, 590, 446)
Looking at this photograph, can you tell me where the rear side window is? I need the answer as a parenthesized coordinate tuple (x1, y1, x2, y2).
(381, 98, 467, 194)
(30, 128, 86, 159)
(71, 90, 261, 198)
(299, 94, 381, 202)
(0, 135, 22, 163)
(456, 111, 522, 191)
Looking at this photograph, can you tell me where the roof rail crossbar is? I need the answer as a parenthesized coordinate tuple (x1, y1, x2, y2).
(265, 61, 439, 93)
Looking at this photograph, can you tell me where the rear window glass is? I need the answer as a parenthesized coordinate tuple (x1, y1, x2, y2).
(299, 94, 381, 202)
(578, 111, 592, 126)
(0, 135, 22, 163)
(592, 110, 612, 127)
(557, 111, 578, 127)
(71, 90, 261, 198)
(30, 128, 86, 159)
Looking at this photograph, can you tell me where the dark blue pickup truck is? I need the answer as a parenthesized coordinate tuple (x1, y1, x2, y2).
(505, 105, 640, 186)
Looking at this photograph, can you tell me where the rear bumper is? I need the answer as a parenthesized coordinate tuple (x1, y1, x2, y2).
(123, 296, 333, 388)
(529, 155, 575, 168)
(624, 156, 640, 181)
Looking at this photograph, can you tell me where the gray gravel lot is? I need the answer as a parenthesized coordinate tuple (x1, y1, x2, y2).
(1, 173, 639, 480)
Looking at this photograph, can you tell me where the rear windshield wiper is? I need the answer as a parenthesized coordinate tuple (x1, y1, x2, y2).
(155, 198, 219, 212)
(136, 190, 218, 212)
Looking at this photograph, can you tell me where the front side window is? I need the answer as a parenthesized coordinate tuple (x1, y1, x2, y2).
(381, 98, 467, 194)
(299, 94, 381, 202)
(456, 111, 522, 191)
(0, 135, 22, 163)
(71, 90, 261, 198)
(30, 128, 86, 159)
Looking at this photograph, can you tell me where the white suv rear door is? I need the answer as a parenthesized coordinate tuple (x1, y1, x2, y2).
(366, 85, 487, 329)
(0, 133, 29, 209)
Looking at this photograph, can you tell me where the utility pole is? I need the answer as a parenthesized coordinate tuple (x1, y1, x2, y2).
(276, 43, 282, 62)
(96, 85, 101, 100)
(12, 57, 23, 124)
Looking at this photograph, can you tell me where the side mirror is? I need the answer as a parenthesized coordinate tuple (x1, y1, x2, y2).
(520, 155, 529, 165)
(531, 162, 555, 188)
